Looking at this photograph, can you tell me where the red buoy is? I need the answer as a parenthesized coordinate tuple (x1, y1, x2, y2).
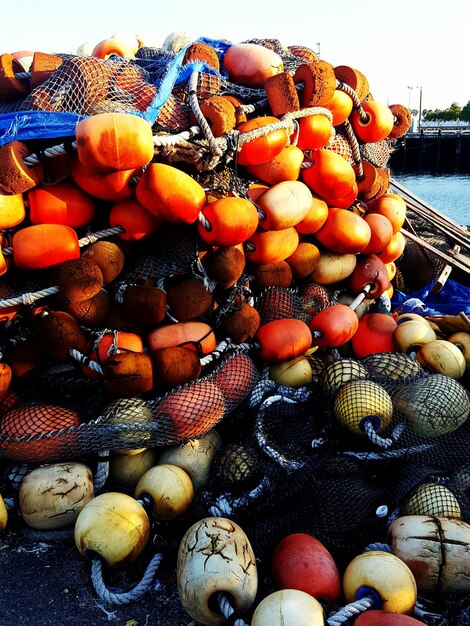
(272, 533, 342, 604)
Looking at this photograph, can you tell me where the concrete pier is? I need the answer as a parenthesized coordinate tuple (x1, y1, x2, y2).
(390, 131, 470, 174)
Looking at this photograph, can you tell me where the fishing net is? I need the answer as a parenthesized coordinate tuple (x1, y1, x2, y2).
(1, 34, 469, 626)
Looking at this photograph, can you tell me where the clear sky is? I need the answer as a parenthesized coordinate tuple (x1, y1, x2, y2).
(2, 0, 468, 112)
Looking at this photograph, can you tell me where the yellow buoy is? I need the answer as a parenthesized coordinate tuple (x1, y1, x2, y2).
(134, 464, 194, 520)
(74, 492, 150, 568)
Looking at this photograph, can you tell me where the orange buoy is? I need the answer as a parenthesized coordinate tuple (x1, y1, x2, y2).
(247, 182, 270, 202)
(314, 208, 371, 254)
(236, 116, 289, 166)
(28, 181, 95, 228)
(285, 241, 321, 280)
(323, 181, 358, 209)
(296, 113, 333, 151)
(256, 318, 312, 363)
(70, 157, 136, 202)
(197, 197, 259, 246)
(136, 163, 206, 223)
(301, 149, 357, 202)
(244, 144, 304, 184)
(351, 301, 398, 359)
(108, 198, 163, 241)
(366, 194, 407, 234)
(75, 112, 154, 171)
(272, 533, 342, 604)
(350, 101, 394, 143)
(361, 213, 394, 255)
(0, 363, 12, 402)
(376, 230, 406, 264)
(91, 38, 136, 59)
(82, 331, 144, 378)
(295, 196, 329, 235)
(244, 227, 299, 265)
(211, 352, 257, 406)
(309, 304, 359, 348)
(324, 89, 353, 126)
(12, 224, 80, 270)
(156, 380, 226, 439)
(0, 404, 80, 461)
(147, 321, 217, 356)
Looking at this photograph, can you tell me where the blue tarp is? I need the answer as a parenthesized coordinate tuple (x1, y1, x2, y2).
(392, 279, 470, 316)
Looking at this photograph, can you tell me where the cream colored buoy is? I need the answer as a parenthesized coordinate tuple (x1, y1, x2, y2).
(19, 462, 94, 529)
(269, 356, 313, 388)
(342, 550, 417, 614)
(74, 492, 150, 568)
(393, 320, 436, 353)
(109, 448, 158, 491)
(177, 517, 258, 626)
(156, 429, 222, 490)
(448, 331, 470, 371)
(391, 374, 470, 438)
(416, 339, 466, 379)
(401, 483, 461, 518)
(0, 494, 7, 533)
(388, 515, 470, 594)
(134, 464, 194, 520)
(251, 589, 324, 625)
(102, 396, 154, 455)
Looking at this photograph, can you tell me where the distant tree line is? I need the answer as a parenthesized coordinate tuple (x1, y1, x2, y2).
(421, 101, 470, 122)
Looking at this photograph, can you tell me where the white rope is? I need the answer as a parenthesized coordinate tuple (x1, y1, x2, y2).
(327, 595, 375, 625)
(188, 70, 222, 157)
(0, 286, 60, 309)
(91, 553, 163, 605)
(363, 420, 394, 449)
(153, 126, 201, 147)
(216, 593, 249, 626)
(69, 349, 104, 375)
(208, 476, 271, 517)
(93, 451, 110, 493)
(78, 226, 125, 247)
(336, 80, 368, 122)
(23, 141, 78, 167)
(199, 339, 251, 367)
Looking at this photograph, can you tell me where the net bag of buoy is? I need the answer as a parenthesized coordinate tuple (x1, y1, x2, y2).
(3, 54, 159, 117)
(0, 350, 259, 462)
(254, 284, 332, 326)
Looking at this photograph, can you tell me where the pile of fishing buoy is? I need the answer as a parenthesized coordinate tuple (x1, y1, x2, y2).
(1, 31, 470, 626)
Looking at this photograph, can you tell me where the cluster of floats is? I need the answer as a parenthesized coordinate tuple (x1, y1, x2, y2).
(0, 31, 469, 625)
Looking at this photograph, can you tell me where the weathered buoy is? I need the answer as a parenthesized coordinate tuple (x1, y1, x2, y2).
(177, 517, 258, 625)
(389, 515, 470, 594)
(19, 462, 93, 529)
